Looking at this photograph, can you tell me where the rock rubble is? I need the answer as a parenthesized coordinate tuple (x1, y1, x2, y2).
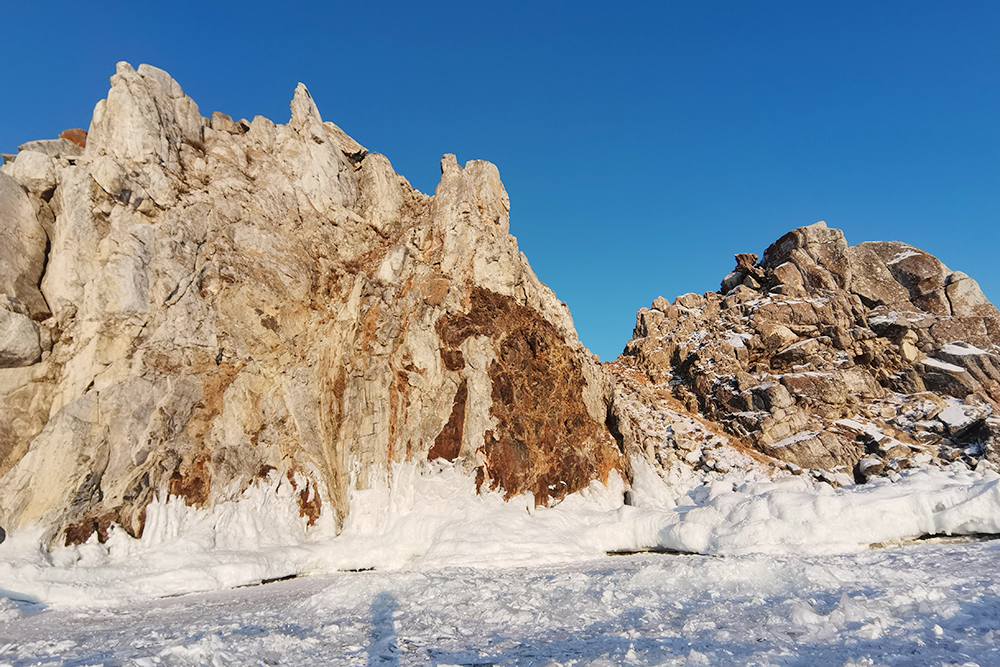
(614, 222, 1000, 483)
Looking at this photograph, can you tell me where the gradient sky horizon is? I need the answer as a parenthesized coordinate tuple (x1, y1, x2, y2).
(2, 1, 997, 360)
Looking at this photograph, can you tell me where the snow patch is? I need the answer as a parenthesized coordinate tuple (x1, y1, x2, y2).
(887, 249, 921, 265)
(725, 331, 753, 349)
(940, 342, 989, 356)
(770, 430, 820, 449)
(867, 312, 899, 328)
(921, 357, 967, 374)
(836, 418, 882, 439)
(937, 404, 974, 431)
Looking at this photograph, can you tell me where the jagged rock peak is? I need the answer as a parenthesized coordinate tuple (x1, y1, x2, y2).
(723, 221, 998, 332)
(0, 62, 619, 546)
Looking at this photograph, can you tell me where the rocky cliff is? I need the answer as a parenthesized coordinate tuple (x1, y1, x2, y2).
(613, 222, 1000, 487)
(3, 63, 999, 552)
(0, 63, 619, 545)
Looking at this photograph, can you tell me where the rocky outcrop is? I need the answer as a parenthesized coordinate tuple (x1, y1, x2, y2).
(0, 62, 619, 545)
(616, 222, 1000, 481)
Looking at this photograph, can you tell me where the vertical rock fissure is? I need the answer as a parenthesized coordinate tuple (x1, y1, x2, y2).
(428, 380, 467, 462)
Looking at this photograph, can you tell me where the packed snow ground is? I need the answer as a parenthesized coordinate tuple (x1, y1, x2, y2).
(2, 541, 1000, 666)
(1, 459, 1000, 664)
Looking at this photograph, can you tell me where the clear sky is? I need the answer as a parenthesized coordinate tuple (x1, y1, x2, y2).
(2, 1, 997, 360)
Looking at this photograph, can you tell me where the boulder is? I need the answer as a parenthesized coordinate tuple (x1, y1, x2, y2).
(946, 272, 996, 318)
(761, 221, 852, 291)
(756, 321, 798, 353)
(17, 138, 83, 158)
(781, 372, 848, 406)
(862, 241, 944, 295)
(845, 243, 912, 308)
(855, 457, 886, 481)
(0, 306, 40, 367)
(762, 430, 859, 470)
(0, 171, 49, 318)
(985, 418, 1000, 467)
(4, 150, 57, 193)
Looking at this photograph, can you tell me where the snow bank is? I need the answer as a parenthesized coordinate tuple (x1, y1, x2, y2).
(654, 466, 1000, 555)
(1, 458, 1000, 608)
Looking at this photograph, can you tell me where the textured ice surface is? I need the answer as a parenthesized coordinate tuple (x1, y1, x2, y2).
(2, 459, 1000, 664)
(2, 540, 999, 666)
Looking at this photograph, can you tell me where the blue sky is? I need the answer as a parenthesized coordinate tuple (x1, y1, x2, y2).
(2, 1, 997, 360)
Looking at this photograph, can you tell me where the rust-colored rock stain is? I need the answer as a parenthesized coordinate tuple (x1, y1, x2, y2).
(59, 128, 88, 148)
(437, 287, 620, 504)
(286, 469, 322, 526)
(63, 510, 120, 546)
(168, 454, 212, 506)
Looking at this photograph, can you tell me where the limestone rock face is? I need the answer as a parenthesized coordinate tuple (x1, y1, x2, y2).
(615, 222, 1000, 480)
(0, 62, 619, 544)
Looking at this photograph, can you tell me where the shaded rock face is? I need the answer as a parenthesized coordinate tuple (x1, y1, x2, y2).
(0, 62, 616, 544)
(616, 221, 1000, 478)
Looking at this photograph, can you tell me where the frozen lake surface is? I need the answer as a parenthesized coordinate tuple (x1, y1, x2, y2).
(2, 539, 999, 666)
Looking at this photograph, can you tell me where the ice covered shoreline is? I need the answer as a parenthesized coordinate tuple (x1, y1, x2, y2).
(1, 459, 999, 611)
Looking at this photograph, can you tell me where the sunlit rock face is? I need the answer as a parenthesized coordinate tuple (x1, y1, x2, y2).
(613, 221, 1000, 483)
(0, 62, 620, 545)
(5, 63, 998, 549)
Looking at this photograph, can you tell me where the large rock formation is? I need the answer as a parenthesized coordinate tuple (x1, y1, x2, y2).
(0, 63, 620, 545)
(614, 222, 1000, 483)
(4, 64, 998, 552)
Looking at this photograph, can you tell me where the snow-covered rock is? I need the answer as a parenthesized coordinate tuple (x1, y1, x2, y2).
(613, 221, 1000, 481)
